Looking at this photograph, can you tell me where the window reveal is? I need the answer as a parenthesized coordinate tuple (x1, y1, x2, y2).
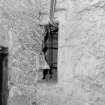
(39, 23, 58, 82)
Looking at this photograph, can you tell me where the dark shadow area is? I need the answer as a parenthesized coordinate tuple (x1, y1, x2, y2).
(41, 23, 58, 83)
(0, 46, 8, 105)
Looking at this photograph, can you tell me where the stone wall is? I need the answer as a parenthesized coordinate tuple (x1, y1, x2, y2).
(36, 0, 105, 105)
(1, 0, 105, 105)
(58, 0, 105, 105)
(0, 0, 49, 105)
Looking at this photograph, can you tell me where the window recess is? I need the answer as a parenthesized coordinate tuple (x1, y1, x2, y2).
(38, 23, 58, 83)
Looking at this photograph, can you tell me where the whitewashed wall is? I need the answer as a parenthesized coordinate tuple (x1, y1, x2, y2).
(1, 0, 105, 105)
(58, 0, 105, 105)
(36, 0, 105, 105)
(0, 1, 49, 105)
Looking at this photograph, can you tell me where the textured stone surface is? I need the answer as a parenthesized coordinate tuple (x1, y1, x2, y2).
(1, 0, 105, 105)
(0, 0, 50, 105)
(57, 0, 105, 105)
(36, 0, 105, 105)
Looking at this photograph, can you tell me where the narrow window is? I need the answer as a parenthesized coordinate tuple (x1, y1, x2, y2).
(39, 23, 58, 83)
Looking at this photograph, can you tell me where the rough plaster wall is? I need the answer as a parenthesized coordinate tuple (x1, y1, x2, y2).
(58, 0, 105, 105)
(36, 0, 105, 105)
(1, 0, 105, 105)
(0, 0, 49, 105)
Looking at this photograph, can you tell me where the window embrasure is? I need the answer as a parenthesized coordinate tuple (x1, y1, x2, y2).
(38, 23, 58, 83)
